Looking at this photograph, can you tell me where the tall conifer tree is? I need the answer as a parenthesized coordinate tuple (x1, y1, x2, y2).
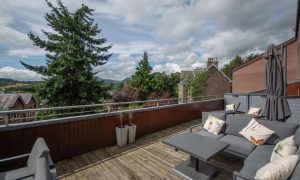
(130, 52, 153, 99)
(21, 0, 112, 106)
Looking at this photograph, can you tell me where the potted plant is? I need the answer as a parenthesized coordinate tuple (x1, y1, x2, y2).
(126, 111, 137, 143)
(115, 112, 128, 146)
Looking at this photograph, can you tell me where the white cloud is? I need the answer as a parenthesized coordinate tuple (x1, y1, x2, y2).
(7, 48, 45, 58)
(153, 63, 181, 74)
(111, 41, 160, 54)
(0, 66, 42, 81)
(94, 54, 137, 80)
(0, 0, 297, 80)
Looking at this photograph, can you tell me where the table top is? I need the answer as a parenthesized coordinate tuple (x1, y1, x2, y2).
(163, 132, 229, 162)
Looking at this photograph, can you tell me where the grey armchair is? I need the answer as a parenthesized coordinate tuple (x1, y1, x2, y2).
(30, 157, 57, 180)
(0, 138, 54, 180)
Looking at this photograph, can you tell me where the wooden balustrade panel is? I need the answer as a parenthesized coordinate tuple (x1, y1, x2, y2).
(0, 99, 223, 172)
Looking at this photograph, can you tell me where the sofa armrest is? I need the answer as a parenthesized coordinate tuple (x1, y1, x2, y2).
(189, 124, 203, 132)
(233, 171, 255, 180)
(0, 153, 30, 163)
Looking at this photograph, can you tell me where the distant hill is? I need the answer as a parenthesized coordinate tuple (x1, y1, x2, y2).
(0, 78, 41, 87)
(98, 78, 120, 85)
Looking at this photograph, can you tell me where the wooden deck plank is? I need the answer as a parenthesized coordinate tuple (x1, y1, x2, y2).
(56, 120, 243, 180)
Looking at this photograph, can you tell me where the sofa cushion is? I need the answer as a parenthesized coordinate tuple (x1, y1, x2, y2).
(203, 115, 225, 135)
(239, 145, 273, 179)
(219, 135, 256, 156)
(194, 129, 225, 140)
(244, 145, 274, 165)
(258, 120, 298, 145)
(294, 126, 300, 146)
(255, 155, 299, 180)
(225, 117, 251, 137)
(270, 135, 297, 162)
(225, 104, 235, 111)
(202, 111, 226, 123)
(239, 118, 274, 145)
(202, 111, 226, 132)
(239, 162, 265, 179)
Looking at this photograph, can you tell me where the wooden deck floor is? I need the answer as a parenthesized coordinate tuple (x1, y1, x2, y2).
(55, 120, 243, 180)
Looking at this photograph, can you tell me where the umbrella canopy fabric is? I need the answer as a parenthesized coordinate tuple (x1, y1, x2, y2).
(263, 44, 291, 121)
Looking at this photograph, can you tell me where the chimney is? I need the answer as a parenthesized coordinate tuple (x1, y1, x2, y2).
(207, 57, 218, 68)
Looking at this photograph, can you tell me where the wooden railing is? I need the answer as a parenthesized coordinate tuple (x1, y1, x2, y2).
(0, 99, 224, 172)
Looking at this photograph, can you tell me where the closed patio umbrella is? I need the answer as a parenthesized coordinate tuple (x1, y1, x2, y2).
(263, 44, 291, 121)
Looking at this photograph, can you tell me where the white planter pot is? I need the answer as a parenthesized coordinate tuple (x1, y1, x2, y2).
(116, 126, 128, 146)
(126, 124, 137, 143)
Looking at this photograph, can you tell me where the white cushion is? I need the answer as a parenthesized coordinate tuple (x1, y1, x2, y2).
(225, 104, 235, 111)
(270, 135, 297, 162)
(255, 155, 299, 180)
(239, 118, 274, 145)
(247, 107, 261, 116)
(203, 114, 225, 135)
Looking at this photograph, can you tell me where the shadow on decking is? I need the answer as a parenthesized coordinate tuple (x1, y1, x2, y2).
(55, 120, 243, 180)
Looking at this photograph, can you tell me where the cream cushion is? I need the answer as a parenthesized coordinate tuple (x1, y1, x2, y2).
(270, 135, 297, 162)
(255, 155, 299, 180)
(225, 104, 235, 111)
(203, 115, 225, 135)
(247, 107, 261, 116)
(239, 118, 274, 145)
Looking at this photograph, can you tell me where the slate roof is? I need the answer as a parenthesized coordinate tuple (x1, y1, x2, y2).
(0, 93, 34, 110)
(19, 93, 34, 104)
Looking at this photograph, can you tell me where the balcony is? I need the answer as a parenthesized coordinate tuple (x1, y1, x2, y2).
(0, 97, 233, 178)
(55, 120, 243, 179)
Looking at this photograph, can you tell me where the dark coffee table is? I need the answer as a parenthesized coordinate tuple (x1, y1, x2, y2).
(163, 132, 229, 180)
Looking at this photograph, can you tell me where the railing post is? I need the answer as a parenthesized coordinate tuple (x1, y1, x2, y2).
(156, 101, 159, 107)
(107, 106, 111, 113)
(4, 114, 9, 127)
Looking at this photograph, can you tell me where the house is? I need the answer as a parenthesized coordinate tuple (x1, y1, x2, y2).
(0, 93, 37, 124)
(178, 58, 232, 102)
(232, 1, 300, 94)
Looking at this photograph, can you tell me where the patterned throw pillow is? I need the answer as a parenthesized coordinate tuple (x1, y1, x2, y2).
(203, 115, 225, 135)
(225, 104, 235, 111)
(247, 107, 261, 116)
(255, 155, 299, 180)
(270, 135, 297, 162)
(239, 118, 275, 145)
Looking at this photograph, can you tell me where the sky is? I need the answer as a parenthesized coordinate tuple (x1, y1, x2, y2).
(0, 0, 298, 81)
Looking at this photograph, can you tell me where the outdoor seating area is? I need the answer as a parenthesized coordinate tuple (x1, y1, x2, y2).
(160, 92, 300, 179)
(0, 138, 57, 180)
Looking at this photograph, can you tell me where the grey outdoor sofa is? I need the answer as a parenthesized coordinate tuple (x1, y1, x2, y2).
(202, 93, 267, 124)
(0, 138, 57, 180)
(190, 115, 300, 180)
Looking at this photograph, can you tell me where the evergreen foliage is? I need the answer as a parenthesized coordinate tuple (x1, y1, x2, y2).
(221, 53, 260, 79)
(130, 52, 153, 99)
(20, 0, 112, 106)
(221, 55, 244, 79)
(185, 71, 209, 97)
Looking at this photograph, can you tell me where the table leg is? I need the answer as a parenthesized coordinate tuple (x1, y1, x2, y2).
(195, 158, 199, 171)
(172, 157, 218, 180)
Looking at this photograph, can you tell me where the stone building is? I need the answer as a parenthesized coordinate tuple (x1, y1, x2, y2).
(178, 58, 232, 102)
(0, 93, 37, 124)
(232, 2, 300, 94)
